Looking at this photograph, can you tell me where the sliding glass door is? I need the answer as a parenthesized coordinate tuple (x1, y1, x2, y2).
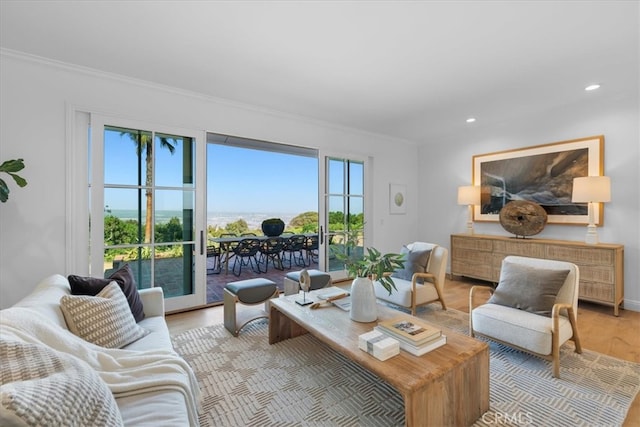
(90, 116, 206, 312)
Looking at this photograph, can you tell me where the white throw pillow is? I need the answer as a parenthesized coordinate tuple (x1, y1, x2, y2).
(60, 281, 149, 348)
(0, 338, 123, 426)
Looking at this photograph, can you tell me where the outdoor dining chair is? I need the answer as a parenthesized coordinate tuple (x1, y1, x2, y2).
(258, 237, 285, 273)
(206, 245, 221, 275)
(303, 235, 319, 266)
(281, 234, 307, 269)
(231, 238, 261, 276)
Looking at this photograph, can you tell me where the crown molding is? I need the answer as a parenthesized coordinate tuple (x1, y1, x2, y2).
(1, 47, 416, 146)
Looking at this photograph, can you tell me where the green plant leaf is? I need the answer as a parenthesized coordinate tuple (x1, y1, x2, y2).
(334, 227, 406, 294)
(0, 178, 9, 203)
(7, 172, 27, 187)
(0, 159, 25, 174)
(0, 159, 28, 202)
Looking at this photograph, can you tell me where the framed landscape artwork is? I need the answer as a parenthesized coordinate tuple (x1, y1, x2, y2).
(472, 136, 604, 225)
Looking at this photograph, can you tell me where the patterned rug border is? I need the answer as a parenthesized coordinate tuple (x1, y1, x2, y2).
(172, 306, 640, 427)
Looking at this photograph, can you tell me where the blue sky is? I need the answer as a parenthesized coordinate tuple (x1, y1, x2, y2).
(207, 144, 318, 213)
(103, 129, 319, 214)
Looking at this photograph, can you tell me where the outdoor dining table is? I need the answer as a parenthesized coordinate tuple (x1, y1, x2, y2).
(210, 233, 317, 275)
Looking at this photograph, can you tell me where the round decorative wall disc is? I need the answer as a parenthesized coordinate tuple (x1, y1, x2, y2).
(499, 200, 548, 238)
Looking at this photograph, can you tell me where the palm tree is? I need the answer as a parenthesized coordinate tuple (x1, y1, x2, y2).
(121, 131, 177, 244)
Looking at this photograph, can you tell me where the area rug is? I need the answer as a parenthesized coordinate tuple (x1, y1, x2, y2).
(171, 306, 640, 427)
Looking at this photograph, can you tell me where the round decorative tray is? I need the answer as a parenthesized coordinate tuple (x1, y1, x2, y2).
(498, 200, 548, 238)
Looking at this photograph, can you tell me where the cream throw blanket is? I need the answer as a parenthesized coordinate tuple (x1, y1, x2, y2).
(1, 307, 201, 426)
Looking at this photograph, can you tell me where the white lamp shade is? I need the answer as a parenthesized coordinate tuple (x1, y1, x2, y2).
(458, 185, 481, 205)
(572, 176, 611, 203)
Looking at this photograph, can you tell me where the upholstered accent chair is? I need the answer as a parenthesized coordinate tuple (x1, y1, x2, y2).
(374, 242, 448, 315)
(469, 255, 582, 378)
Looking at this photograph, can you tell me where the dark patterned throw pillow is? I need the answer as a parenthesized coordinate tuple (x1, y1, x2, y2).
(68, 263, 145, 322)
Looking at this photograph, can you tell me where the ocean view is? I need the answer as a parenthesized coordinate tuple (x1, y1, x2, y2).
(108, 209, 301, 230)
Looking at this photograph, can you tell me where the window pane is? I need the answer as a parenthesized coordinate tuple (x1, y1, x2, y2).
(328, 195, 345, 231)
(154, 244, 194, 298)
(155, 134, 194, 188)
(104, 188, 145, 245)
(154, 189, 194, 243)
(347, 197, 364, 231)
(104, 126, 149, 185)
(328, 158, 344, 194)
(103, 247, 152, 289)
(348, 161, 364, 195)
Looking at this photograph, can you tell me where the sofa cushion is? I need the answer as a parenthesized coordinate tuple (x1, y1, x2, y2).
(391, 245, 432, 282)
(488, 261, 569, 316)
(0, 338, 123, 426)
(60, 282, 149, 348)
(471, 303, 574, 355)
(68, 263, 145, 322)
(13, 274, 71, 329)
(374, 277, 439, 308)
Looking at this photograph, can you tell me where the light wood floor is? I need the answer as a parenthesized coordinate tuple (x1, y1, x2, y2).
(166, 277, 640, 426)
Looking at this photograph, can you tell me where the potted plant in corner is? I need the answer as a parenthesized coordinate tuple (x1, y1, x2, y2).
(333, 231, 404, 322)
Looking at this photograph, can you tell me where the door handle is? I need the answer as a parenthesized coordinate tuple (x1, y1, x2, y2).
(200, 230, 204, 255)
(320, 225, 324, 245)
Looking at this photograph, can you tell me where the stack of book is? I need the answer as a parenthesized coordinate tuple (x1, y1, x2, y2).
(374, 317, 446, 356)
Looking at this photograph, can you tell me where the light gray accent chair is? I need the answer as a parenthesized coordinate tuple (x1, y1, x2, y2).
(374, 242, 448, 315)
(469, 255, 582, 378)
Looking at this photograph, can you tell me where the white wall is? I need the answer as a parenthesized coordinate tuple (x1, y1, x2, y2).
(418, 94, 640, 312)
(0, 52, 419, 308)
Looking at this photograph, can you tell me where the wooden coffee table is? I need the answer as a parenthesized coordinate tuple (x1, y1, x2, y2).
(269, 290, 489, 427)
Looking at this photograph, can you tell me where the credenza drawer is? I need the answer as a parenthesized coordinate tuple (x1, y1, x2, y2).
(451, 236, 493, 252)
(546, 245, 615, 266)
(493, 240, 545, 257)
(580, 281, 614, 302)
(451, 260, 493, 280)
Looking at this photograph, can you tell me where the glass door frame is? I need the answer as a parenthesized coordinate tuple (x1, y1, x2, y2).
(318, 150, 371, 282)
(90, 114, 207, 312)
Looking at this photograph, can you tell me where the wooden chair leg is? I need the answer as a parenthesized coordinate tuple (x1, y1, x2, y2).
(552, 315, 561, 378)
(568, 308, 583, 354)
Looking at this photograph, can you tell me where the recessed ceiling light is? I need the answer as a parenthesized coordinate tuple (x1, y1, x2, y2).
(585, 84, 601, 91)
(466, 117, 476, 123)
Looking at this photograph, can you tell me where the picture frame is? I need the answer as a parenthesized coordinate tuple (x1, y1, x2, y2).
(389, 183, 406, 214)
(473, 135, 604, 225)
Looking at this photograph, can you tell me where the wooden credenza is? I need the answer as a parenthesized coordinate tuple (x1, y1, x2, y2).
(450, 233, 625, 316)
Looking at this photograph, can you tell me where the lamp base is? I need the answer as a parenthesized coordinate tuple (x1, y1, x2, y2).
(465, 221, 475, 235)
(465, 205, 475, 234)
(584, 224, 599, 245)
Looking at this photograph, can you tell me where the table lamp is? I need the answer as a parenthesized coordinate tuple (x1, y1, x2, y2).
(571, 176, 611, 244)
(458, 185, 481, 234)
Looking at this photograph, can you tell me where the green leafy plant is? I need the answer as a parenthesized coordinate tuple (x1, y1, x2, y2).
(333, 229, 405, 295)
(0, 159, 27, 203)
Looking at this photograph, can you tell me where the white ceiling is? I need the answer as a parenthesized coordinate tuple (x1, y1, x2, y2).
(1, 1, 638, 144)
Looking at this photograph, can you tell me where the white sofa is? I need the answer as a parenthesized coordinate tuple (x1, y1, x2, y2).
(0, 274, 200, 426)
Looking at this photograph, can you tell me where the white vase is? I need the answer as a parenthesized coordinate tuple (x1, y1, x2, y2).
(350, 277, 378, 322)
